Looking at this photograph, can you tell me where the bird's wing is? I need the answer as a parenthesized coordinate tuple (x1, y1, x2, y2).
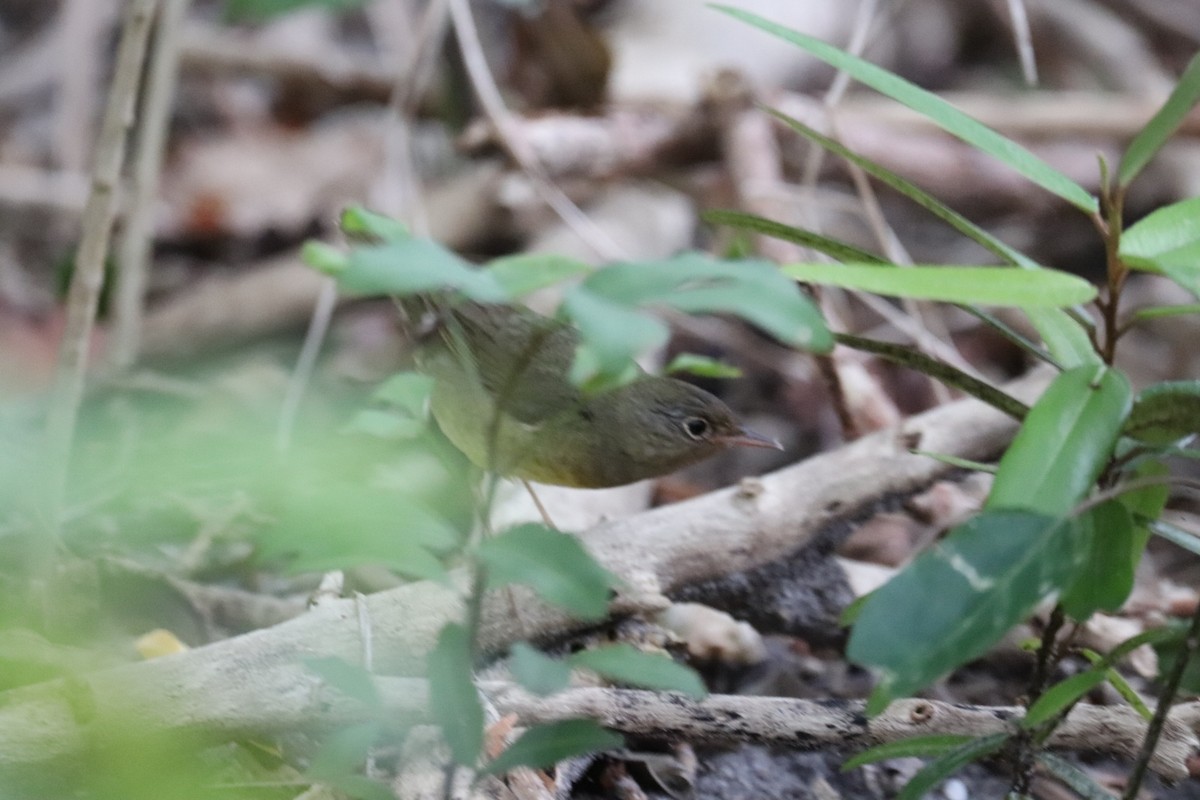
(442, 303, 583, 425)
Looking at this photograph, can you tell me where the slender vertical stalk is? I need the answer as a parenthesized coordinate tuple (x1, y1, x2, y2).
(110, 0, 190, 370)
(43, 0, 160, 536)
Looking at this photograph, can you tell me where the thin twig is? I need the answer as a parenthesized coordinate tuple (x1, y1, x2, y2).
(1003, 0, 1039, 86)
(110, 0, 191, 371)
(43, 0, 160, 536)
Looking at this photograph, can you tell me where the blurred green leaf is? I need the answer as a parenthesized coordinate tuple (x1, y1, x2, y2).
(717, 6, 1098, 212)
(1022, 670, 1108, 728)
(782, 264, 1096, 307)
(569, 643, 706, 698)
(304, 657, 381, 708)
(1132, 303, 1200, 322)
(1119, 52, 1200, 187)
(1124, 380, 1200, 444)
(1153, 624, 1200, 694)
(483, 720, 622, 775)
(302, 240, 349, 275)
(339, 206, 411, 242)
(666, 353, 743, 379)
(344, 409, 427, 440)
(1149, 518, 1200, 558)
(1037, 753, 1119, 800)
(485, 253, 592, 298)
(1121, 197, 1200, 299)
(478, 524, 617, 619)
(371, 372, 435, 417)
(1060, 501, 1136, 618)
(562, 287, 668, 387)
(509, 643, 571, 696)
(849, 511, 1087, 712)
(842, 735, 973, 771)
(428, 623, 484, 766)
(306, 722, 381, 781)
(224, 0, 371, 23)
(895, 733, 1009, 800)
(584, 253, 832, 351)
(339, 239, 507, 302)
(987, 365, 1131, 516)
(703, 209, 886, 263)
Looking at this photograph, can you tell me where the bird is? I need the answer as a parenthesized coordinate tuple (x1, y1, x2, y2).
(415, 301, 781, 489)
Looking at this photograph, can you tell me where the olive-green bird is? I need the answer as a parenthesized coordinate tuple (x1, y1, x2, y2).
(417, 302, 780, 488)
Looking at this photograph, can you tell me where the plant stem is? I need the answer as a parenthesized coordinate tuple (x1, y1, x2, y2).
(1121, 600, 1200, 799)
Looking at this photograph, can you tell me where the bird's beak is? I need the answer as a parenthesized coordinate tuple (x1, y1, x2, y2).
(721, 426, 784, 451)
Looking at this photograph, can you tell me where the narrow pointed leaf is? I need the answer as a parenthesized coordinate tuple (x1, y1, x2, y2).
(1022, 669, 1108, 728)
(427, 624, 484, 766)
(1025, 307, 1100, 368)
(666, 353, 743, 378)
(569, 643, 706, 698)
(703, 209, 887, 263)
(483, 720, 622, 775)
(339, 205, 411, 242)
(850, 511, 1087, 712)
(766, 110, 1040, 270)
(895, 733, 1009, 800)
(1037, 753, 1119, 800)
(843, 735, 973, 771)
(834, 333, 1028, 419)
(717, 6, 1098, 212)
(1119, 52, 1200, 187)
(987, 365, 1131, 516)
(782, 264, 1096, 307)
(485, 253, 592, 298)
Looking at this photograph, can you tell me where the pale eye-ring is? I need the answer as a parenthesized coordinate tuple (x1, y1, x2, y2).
(683, 416, 709, 440)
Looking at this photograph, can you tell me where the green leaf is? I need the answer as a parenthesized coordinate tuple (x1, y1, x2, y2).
(834, 333, 1029, 420)
(987, 365, 1132, 516)
(304, 657, 381, 708)
(1036, 753, 1118, 800)
(1149, 518, 1200, 558)
(583, 253, 833, 352)
(703, 209, 887, 263)
(477, 524, 618, 620)
(1132, 303, 1200, 322)
(716, 7, 1098, 213)
(895, 733, 1009, 800)
(1022, 669, 1108, 728)
(371, 372, 434, 417)
(1025, 307, 1100, 368)
(849, 511, 1086, 712)
(1153, 623, 1200, 693)
(1119, 52, 1200, 186)
(842, 734, 973, 771)
(1121, 197, 1200, 299)
(339, 239, 508, 302)
(306, 722, 382, 781)
(782, 264, 1096, 307)
(483, 720, 623, 775)
(562, 287, 668, 386)
(302, 240, 350, 275)
(344, 409, 427, 440)
(509, 643, 571, 696)
(261, 481, 454, 580)
(665, 353, 743, 379)
(484, 253, 592, 298)
(1060, 501, 1136, 618)
(224, 0, 372, 23)
(1098, 665, 1153, 721)
(765, 110, 1041, 270)
(569, 643, 707, 698)
(339, 206, 411, 242)
(1124, 380, 1200, 444)
(427, 623, 484, 766)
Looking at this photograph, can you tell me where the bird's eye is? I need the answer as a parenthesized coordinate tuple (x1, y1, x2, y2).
(683, 417, 709, 440)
